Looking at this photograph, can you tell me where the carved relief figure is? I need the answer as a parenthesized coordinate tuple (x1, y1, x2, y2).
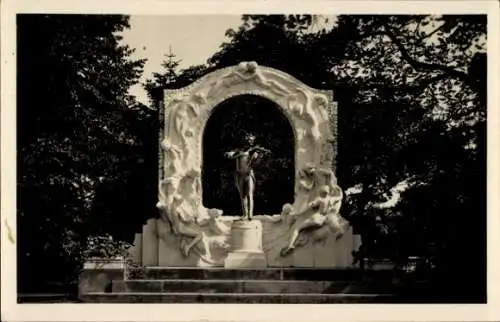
(314, 166, 338, 193)
(161, 138, 182, 176)
(280, 203, 295, 225)
(320, 136, 336, 166)
(181, 169, 202, 200)
(174, 106, 193, 143)
(207, 62, 291, 99)
(165, 99, 199, 168)
(287, 88, 326, 141)
(203, 208, 229, 236)
(297, 164, 318, 192)
(315, 94, 330, 120)
(293, 164, 318, 213)
(182, 169, 218, 224)
(323, 184, 346, 236)
(186, 93, 205, 117)
(157, 172, 228, 263)
(225, 134, 271, 220)
(157, 176, 181, 216)
(170, 93, 204, 118)
(281, 166, 346, 256)
(295, 165, 334, 201)
(281, 185, 333, 256)
(167, 194, 211, 257)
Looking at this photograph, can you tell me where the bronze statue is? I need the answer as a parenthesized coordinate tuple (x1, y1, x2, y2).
(225, 134, 270, 220)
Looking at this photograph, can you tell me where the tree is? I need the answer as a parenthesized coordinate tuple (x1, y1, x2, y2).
(208, 15, 336, 86)
(325, 15, 486, 301)
(17, 14, 148, 294)
(143, 46, 182, 108)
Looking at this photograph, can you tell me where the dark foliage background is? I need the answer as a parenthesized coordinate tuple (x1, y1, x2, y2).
(202, 95, 294, 215)
(17, 14, 157, 294)
(17, 14, 486, 302)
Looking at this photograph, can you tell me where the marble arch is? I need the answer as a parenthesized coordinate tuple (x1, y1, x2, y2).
(160, 61, 337, 202)
(200, 94, 295, 214)
(131, 62, 360, 268)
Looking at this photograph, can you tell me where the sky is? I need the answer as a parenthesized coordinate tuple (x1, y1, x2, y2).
(120, 15, 243, 105)
(119, 15, 338, 105)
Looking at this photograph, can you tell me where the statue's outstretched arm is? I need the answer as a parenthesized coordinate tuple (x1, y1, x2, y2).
(248, 146, 270, 164)
(314, 167, 333, 176)
(298, 179, 314, 191)
(249, 146, 271, 154)
(195, 214, 210, 226)
(177, 209, 195, 225)
(308, 198, 322, 210)
(224, 150, 240, 159)
(161, 138, 181, 153)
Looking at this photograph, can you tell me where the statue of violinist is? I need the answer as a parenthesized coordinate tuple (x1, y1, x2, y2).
(224, 134, 270, 220)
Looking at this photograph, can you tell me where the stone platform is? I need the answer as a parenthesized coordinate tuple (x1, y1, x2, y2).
(80, 267, 398, 303)
(134, 216, 361, 268)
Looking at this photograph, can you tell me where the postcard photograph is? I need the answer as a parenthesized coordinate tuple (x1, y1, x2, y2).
(2, 1, 499, 321)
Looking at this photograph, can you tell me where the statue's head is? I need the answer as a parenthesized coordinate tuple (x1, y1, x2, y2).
(184, 169, 201, 194)
(330, 185, 342, 197)
(185, 168, 200, 179)
(238, 61, 258, 74)
(241, 133, 256, 147)
(314, 94, 328, 107)
(247, 61, 258, 72)
(281, 204, 293, 216)
(303, 163, 316, 175)
(319, 185, 330, 197)
(288, 93, 302, 111)
(207, 208, 223, 218)
(165, 177, 179, 194)
(172, 194, 183, 206)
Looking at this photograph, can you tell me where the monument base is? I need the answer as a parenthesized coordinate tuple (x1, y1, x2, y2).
(134, 215, 361, 268)
(224, 251, 267, 268)
(224, 220, 267, 268)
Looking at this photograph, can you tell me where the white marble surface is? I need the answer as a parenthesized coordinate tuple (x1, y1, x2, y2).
(126, 62, 361, 268)
(134, 215, 361, 268)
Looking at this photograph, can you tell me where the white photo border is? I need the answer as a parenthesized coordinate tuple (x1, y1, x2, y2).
(2, 1, 499, 321)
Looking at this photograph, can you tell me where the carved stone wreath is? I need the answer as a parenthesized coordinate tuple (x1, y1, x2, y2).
(160, 61, 337, 207)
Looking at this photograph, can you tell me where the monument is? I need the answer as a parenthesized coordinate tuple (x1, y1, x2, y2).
(224, 133, 270, 221)
(223, 134, 270, 267)
(130, 61, 361, 268)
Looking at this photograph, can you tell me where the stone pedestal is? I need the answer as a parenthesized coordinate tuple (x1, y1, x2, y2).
(224, 220, 267, 268)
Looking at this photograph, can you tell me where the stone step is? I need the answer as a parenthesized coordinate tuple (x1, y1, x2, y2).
(18, 293, 82, 303)
(138, 267, 392, 281)
(82, 292, 397, 303)
(113, 279, 396, 294)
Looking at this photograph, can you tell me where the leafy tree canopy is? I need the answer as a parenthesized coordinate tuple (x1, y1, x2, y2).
(17, 14, 156, 293)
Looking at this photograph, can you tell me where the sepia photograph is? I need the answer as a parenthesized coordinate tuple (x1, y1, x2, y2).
(2, 1, 499, 321)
